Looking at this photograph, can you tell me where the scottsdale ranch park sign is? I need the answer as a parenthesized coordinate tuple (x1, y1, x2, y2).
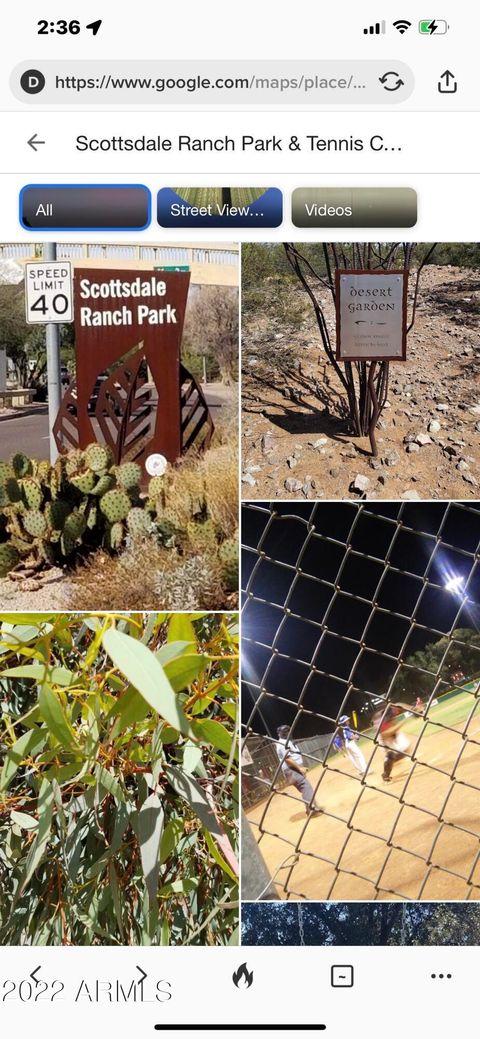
(336, 269, 408, 361)
(44, 266, 213, 467)
(77, 273, 179, 328)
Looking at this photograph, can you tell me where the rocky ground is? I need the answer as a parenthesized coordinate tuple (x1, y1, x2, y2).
(241, 265, 480, 501)
(0, 568, 72, 610)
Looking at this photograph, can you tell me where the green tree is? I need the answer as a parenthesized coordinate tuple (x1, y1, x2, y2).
(182, 286, 238, 384)
(392, 628, 480, 701)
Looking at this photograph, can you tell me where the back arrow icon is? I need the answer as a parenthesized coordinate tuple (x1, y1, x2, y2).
(379, 72, 405, 91)
(28, 134, 46, 151)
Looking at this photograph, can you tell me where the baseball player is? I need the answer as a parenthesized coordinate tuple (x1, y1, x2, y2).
(275, 726, 322, 815)
(373, 703, 411, 782)
(333, 715, 367, 776)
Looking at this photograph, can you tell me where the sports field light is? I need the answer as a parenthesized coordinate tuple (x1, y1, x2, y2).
(444, 574, 465, 594)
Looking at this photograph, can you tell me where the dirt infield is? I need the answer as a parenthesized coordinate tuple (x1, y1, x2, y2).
(247, 690, 480, 900)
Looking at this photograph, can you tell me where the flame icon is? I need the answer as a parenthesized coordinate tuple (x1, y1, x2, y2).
(232, 962, 254, 989)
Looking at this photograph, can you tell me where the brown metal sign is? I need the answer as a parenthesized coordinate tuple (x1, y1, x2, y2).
(335, 269, 408, 361)
(53, 266, 213, 469)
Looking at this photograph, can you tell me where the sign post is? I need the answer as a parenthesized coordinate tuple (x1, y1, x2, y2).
(25, 247, 73, 461)
(335, 268, 408, 456)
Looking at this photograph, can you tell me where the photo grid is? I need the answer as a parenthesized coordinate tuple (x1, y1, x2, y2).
(1, 236, 479, 951)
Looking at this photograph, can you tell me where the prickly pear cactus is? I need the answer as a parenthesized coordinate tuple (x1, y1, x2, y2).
(34, 460, 52, 482)
(69, 470, 96, 494)
(219, 537, 239, 591)
(115, 462, 142, 491)
(12, 453, 32, 478)
(100, 489, 132, 524)
(156, 506, 185, 539)
(63, 511, 87, 541)
(107, 521, 125, 550)
(22, 509, 48, 539)
(65, 449, 85, 476)
(92, 474, 115, 497)
(44, 500, 70, 533)
(21, 478, 44, 511)
(186, 518, 217, 551)
(85, 443, 114, 473)
(148, 475, 165, 500)
(126, 507, 152, 538)
(0, 462, 15, 485)
(0, 442, 156, 574)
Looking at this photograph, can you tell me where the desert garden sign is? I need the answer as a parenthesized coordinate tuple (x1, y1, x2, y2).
(336, 269, 407, 361)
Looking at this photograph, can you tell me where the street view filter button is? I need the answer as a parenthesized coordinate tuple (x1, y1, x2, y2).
(157, 187, 283, 228)
(20, 184, 151, 231)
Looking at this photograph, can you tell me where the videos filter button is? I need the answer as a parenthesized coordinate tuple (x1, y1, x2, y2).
(292, 187, 417, 228)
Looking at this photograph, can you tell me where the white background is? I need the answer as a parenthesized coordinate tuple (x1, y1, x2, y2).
(0, 945, 473, 1038)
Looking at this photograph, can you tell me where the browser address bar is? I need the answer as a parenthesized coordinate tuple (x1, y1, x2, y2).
(11, 61, 414, 105)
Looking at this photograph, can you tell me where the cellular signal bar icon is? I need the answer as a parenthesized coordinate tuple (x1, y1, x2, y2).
(363, 20, 386, 34)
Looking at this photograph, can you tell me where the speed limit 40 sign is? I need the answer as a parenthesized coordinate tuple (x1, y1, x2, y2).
(25, 260, 73, 324)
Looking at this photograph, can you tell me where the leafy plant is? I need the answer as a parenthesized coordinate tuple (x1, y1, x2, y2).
(0, 612, 238, 946)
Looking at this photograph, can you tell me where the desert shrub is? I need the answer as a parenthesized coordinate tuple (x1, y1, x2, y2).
(0, 612, 238, 946)
(68, 542, 234, 612)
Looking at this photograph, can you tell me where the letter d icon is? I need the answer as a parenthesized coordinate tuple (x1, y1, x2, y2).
(20, 69, 46, 94)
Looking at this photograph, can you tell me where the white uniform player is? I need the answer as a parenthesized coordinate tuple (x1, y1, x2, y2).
(275, 726, 322, 815)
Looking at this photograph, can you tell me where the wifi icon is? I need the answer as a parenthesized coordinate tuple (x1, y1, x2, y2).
(393, 19, 412, 33)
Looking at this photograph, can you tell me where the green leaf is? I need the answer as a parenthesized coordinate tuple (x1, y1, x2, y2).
(38, 684, 78, 749)
(156, 640, 195, 665)
(167, 615, 196, 644)
(158, 878, 198, 897)
(0, 727, 46, 792)
(203, 827, 238, 883)
(134, 793, 164, 902)
(96, 765, 127, 803)
(165, 765, 238, 878)
(102, 628, 193, 737)
(164, 654, 208, 693)
(0, 614, 56, 625)
(10, 811, 39, 830)
(108, 686, 150, 728)
(183, 742, 203, 775)
(20, 779, 54, 893)
(192, 718, 233, 756)
(0, 664, 77, 687)
(160, 817, 184, 864)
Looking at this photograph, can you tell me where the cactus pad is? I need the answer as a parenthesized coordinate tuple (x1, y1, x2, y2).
(12, 453, 32, 478)
(22, 509, 47, 539)
(85, 443, 113, 473)
(100, 489, 131, 523)
(21, 478, 44, 511)
(69, 469, 96, 494)
(127, 507, 152, 538)
(115, 461, 142, 491)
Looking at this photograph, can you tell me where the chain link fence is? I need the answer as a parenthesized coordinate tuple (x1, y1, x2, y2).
(241, 500, 480, 901)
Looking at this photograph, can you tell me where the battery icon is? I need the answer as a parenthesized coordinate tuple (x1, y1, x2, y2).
(419, 19, 449, 33)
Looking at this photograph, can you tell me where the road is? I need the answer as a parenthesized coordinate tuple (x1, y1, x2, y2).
(0, 405, 51, 460)
(0, 383, 235, 461)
